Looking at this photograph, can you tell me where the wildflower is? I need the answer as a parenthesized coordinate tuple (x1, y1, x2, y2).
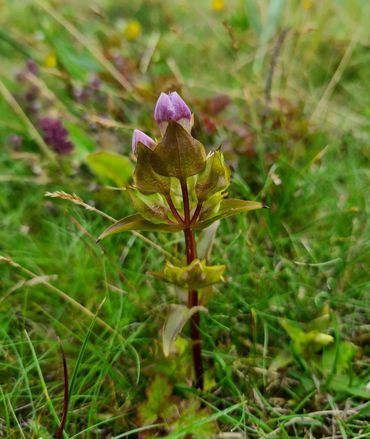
(72, 86, 89, 103)
(97, 91, 264, 391)
(26, 59, 39, 75)
(44, 53, 57, 68)
(124, 20, 142, 41)
(15, 59, 38, 82)
(132, 129, 155, 154)
(39, 117, 74, 155)
(89, 74, 101, 90)
(212, 0, 225, 12)
(154, 92, 192, 135)
(8, 134, 23, 149)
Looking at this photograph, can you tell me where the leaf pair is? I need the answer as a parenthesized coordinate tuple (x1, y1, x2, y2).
(151, 259, 225, 290)
(97, 198, 264, 241)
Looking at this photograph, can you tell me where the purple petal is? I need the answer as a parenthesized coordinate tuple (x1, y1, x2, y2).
(153, 91, 191, 126)
(154, 93, 173, 124)
(132, 129, 155, 154)
(168, 92, 191, 120)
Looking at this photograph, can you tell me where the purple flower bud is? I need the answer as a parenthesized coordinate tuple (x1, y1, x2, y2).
(39, 117, 74, 155)
(132, 129, 155, 154)
(8, 134, 23, 149)
(72, 86, 90, 102)
(154, 92, 192, 134)
(26, 59, 39, 76)
(89, 74, 101, 90)
(15, 70, 26, 83)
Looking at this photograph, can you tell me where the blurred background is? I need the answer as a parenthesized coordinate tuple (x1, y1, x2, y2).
(1, 1, 369, 437)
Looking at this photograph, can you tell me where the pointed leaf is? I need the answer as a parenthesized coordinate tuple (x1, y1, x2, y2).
(162, 305, 207, 357)
(127, 187, 170, 224)
(197, 191, 225, 222)
(133, 142, 170, 194)
(138, 376, 174, 424)
(86, 151, 133, 187)
(151, 121, 206, 178)
(195, 150, 230, 201)
(97, 214, 181, 241)
(197, 221, 220, 261)
(152, 259, 225, 289)
(195, 198, 264, 229)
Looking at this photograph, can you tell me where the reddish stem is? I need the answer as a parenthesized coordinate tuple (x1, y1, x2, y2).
(165, 194, 184, 224)
(180, 177, 204, 390)
(191, 202, 203, 224)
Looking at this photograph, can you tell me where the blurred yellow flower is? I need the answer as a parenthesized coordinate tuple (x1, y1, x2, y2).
(212, 0, 225, 12)
(44, 53, 57, 68)
(303, 0, 313, 10)
(124, 20, 142, 41)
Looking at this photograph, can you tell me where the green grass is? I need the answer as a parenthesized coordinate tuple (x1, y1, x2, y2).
(1, 0, 370, 437)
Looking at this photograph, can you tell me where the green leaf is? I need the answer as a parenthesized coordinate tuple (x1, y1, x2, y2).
(195, 150, 230, 202)
(196, 198, 264, 229)
(162, 305, 207, 357)
(64, 122, 96, 159)
(97, 199, 264, 239)
(328, 374, 370, 399)
(152, 259, 225, 290)
(127, 187, 170, 224)
(168, 398, 218, 438)
(97, 214, 182, 241)
(133, 142, 170, 194)
(197, 191, 224, 223)
(269, 349, 294, 372)
(151, 121, 206, 178)
(86, 151, 133, 187)
(138, 376, 175, 424)
(322, 341, 357, 377)
(197, 221, 220, 261)
(279, 317, 334, 356)
(305, 303, 331, 332)
(49, 35, 100, 80)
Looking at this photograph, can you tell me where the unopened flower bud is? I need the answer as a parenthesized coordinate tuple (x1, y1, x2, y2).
(154, 92, 191, 135)
(26, 59, 39, 76)
(132, 129, 155, 154)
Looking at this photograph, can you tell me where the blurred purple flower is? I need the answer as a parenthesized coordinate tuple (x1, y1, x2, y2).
(154, 92, 191, 134)
(26, 59, 39, 75)
(8, 134, 23, 149)
(132, 129, 155, 154)
(72, 86, 90, 103)
(89, 74, 101, 90)
(15, 59, 39, 83)
(15, 71, 26, 83)
(39, 117, 74, 155)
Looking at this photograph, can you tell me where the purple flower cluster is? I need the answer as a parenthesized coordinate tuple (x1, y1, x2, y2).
(39, 117, 74, 155)
(12, 59, 76, 156)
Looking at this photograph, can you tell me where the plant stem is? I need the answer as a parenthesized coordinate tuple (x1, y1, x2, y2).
(191, 202, 203, 224)
(180, 178, 204, 390)
(165, 194, 184, 224)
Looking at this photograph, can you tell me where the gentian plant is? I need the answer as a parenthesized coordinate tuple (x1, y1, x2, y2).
(98, 92, 264, 389)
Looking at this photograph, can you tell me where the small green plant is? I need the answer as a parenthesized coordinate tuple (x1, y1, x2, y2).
(98, 92, 264, 389)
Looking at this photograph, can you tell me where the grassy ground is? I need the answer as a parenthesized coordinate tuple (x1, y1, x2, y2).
(1, 0, 369, 437)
